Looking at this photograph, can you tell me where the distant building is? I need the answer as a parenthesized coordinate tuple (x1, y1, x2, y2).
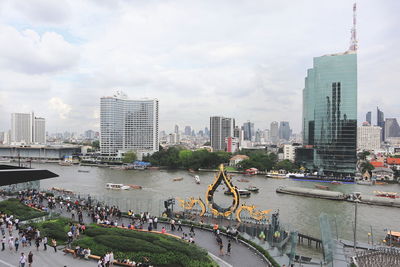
(366, 111, 372, 125)
(225, 137, 239, 153)
(384, 118, 400, 139)
(174, 125, 179, 134)
(11, 112, 46, 145)
(270, 121, 279, 144)
(210, 116, 235, 151)
(357, 123, 381, 151)
(84, 130, 96, 140)
(279, 121, 291, 140)
(100, 92, 159, 159)
(184, 126, 191, 136)
(302, 51, 357, 176)
(377, 107, 385, 141)
(283, 144, 300, 162)
(229, 154, 249, 167)
(243, 121, 254, 141)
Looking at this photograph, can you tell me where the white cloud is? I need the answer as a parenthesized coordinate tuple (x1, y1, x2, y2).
(49, 97, 71, 120)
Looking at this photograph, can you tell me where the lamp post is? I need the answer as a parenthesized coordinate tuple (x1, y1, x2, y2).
(353, 192, 362, 251)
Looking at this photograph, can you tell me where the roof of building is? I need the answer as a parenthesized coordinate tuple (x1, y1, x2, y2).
(230, 155, 249, 161)
(387, 158, 400, 165)
(0, 165, 58, 186)
(372, 167, 394, 174)
(370, 161, 385, 168)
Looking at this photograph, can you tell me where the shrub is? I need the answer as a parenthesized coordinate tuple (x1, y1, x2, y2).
(0, 198, 47, 221)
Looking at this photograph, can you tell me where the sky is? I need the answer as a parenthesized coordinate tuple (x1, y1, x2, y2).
(0, 0, 399, 134)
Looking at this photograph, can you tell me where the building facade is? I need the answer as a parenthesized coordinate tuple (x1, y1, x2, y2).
(366, 111, 372, 125)
(302, 51, 357, 176)
(100, 93, 159, 158)
(283, 144, 299, 162)
(384, 118, 400, 140)
(11, 112, 46, 145)
(377, 107, 385, 141)
(357, 123, 381, 151)
(279, 121, 291, 140)
(210, 116, 235, 151)
(242, 121, 254, 141)
(270, 121, 279, 144)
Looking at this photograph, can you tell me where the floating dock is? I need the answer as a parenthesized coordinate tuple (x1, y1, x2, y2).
(276, 186, 400, 208)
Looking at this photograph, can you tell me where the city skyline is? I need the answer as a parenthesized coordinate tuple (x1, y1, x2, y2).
(0, 1, 399, 134)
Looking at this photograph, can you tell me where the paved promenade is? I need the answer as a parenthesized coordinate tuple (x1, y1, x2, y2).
(0, 204, 268, 267)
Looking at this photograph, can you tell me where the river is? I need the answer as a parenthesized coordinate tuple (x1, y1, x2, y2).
(33, 163, 399, 251)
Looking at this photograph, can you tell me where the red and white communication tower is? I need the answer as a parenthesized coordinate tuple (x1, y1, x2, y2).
(349, 3, 358, 52)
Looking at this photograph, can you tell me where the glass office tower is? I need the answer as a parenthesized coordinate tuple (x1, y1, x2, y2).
(302, 51, 357, 176)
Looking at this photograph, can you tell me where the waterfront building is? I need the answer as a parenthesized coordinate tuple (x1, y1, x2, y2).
(243, 121, 254, 141)
(11, 112, 46, 145)
(0, 145, 81, 160)
(283, 144, 300, 162)
(302, 51, 357, 176)
(279, 121, 291, 141)
(366, 111, 372, 125)
(100, 92, 159, 159)
(210, 116, 235, 151)
(357, 123, 381, 151)
(270, 121, 279, 144)
(384, 118, 400, 140)
(377, 107, 385, 141)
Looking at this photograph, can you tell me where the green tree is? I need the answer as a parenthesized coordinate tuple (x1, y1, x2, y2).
(275, 160, 297, 172)
(92, 140, 100, 150)
(360, 161, 374, 174)
(122, 151, 137, 163)
(179, 150, 193, 168)
(357, 151, 370, 161)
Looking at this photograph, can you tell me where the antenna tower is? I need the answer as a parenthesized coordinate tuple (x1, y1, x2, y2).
(349, 3, 358, 52)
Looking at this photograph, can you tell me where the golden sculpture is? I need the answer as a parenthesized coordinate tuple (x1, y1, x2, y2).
(176, 197, 206, 216)
(235, 204, 272, 222)
(205, 164, 240, 217)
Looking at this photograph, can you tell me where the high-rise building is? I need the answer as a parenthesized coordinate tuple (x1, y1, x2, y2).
(366, 111, 372, 125)
(184, 126, 191, 136)
(270, 121, 279, 144)
(242, 121, 254, 141)
(174, 125, 179, 134)
(210, 116, 235, 151)
(279, 121, 291, 140)
(357, 123, 381, 151)
(384, 118, 400, 139)
(84, 130, 96, 140)
(302, 51, 357, 176)
(204, 127, 209, 136)
(377, 107, 385, 141)
(100, 92, 159, 158)
(11, 112, 46, 144)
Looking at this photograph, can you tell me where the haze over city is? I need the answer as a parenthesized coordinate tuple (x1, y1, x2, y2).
(0, 0, 399, 133)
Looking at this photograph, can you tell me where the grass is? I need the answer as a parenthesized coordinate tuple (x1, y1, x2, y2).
(0, 198, 48, 221)
(224, 166, 238, 171)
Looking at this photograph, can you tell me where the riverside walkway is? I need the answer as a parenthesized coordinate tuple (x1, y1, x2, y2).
(0, 203, 269, 267)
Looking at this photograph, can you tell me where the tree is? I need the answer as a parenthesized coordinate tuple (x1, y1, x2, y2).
(360, 161, 374, 174)
(122, 151, 137, 163)
(92, 140, 100, 150)
(275, 160, 297, 172)
(179, 150, 193, 168)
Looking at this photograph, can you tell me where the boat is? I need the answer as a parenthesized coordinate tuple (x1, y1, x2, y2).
(194, 175, 200, 184)
(384, 231, 400, 247)
(245, 186, 260, 192)
(356, 180, 373, 185)
(237, 178, 250, 183)
(374, 191, 400, 199)
(375, 181, 388, 185)
(225, 189, 251, 197)
(78, 170, 90, 173)
(266, 170, 287, 179)
(105, 183, 130, 190)
(59, 161, 72, 166)
(330, 181, 343, 185)
(315, 184, 329, 190)
(286, 173, 305, 178)
(128, 184, 142, 189)
(173, 177, 183, 181)
(245, 168, 258, 175)
(0, 158, 11, 163)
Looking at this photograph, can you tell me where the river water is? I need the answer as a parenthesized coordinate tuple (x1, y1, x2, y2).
(34, 163, 399, 247)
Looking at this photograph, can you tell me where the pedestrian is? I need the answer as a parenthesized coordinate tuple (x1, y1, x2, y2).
(153, 217, 158, 229)
(19, 252, 27, 267)
(15, 237, 19, 251)
(147, 223, 152, 232)
(51, 239, 57, 252)
(28, 251, 33, 267)
(109, 251, 114, 267)
(15, 218, 19, 230)
(43, 236, 47, 250)
(170, 219, 175, 231)
(35, 238, 40, 251)
(227, 240, 231, 255)
(190, 224, 195, 235)
(177, 220, 183, 231)
(1, 235, 5, 251)
(8, 236, 14, 251)
(161, 227, 166, 234)
(219, 242, 224, 256)
(104, 252, 110, 267)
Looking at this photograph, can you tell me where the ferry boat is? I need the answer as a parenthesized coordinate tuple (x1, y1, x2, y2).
(224, 189, 251, 197)
(128, 184, 142, 189)
(384, 231, 400, 246)
(374, 191, 400, 199)
(194, 175, 200, 184)
(245, 186, 260, 192)
(105, 183, 130, 190)
(356, 180, 374, 185)
(266, 170, 287, 179)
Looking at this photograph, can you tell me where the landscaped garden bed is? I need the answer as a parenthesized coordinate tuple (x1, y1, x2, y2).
(0, 198, 48, 221)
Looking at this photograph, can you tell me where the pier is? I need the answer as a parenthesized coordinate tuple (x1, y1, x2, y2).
(298, 233, 322, 249)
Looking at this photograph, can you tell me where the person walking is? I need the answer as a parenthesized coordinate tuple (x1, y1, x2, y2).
(19, 252, 27, 267)
(15, 237, 19, 252)
(227, 240, 231, 255)
(8, 236, 14, 251)
(51, 239, 57, 252)
(1, 235, 5, 251)
(28, 251, 33, 267)
(35, 238, 40, 251)
(42, 236, 47, 250)
(190, 224, 195, 235)
(177, 220, 183, 231)
(153, 217, 158, 229)
(219, 242, 224, 256)
(109, 251, 114, 267)
(170, 219, 175, 231)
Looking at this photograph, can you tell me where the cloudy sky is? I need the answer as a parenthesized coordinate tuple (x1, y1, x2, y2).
(0, 0, 399, 134)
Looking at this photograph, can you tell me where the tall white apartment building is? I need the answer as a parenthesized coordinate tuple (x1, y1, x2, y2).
(210, 116, 235, 151)
(283, 144, 298, 162)
(357, 123, 381, 151)
(11, 112, 46, 144)
(100, 92, 159, 158)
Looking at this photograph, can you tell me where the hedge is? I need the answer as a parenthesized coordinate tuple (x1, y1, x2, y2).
(0, 198, 47, 221)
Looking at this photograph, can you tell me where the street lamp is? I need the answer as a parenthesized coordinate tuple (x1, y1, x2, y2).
(353, 192, 362, 251)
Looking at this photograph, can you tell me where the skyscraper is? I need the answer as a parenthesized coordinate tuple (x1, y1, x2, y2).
(302, 51, 357, 176)
(174, 125, 179, 134)
(11, 112, 46, 144)
(357, 123, 381, 151)
(242, 121, 254, 141)
(270, 121, 279, 144)
(365, 111, 371, 125)
(384, 118, 400, 139)
(377, 107, 385, 141)
(100, 92, 159, 158)
(210, 116, 235, 151)
(184, 126, 192, 136)
(279, 121, 291, 140)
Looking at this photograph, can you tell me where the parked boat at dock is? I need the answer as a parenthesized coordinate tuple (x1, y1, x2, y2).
(105, 183, 130, 190)
(266, 170, 287, 179)
(245, 186, 259, 192)
(224, 189, 251, 197)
